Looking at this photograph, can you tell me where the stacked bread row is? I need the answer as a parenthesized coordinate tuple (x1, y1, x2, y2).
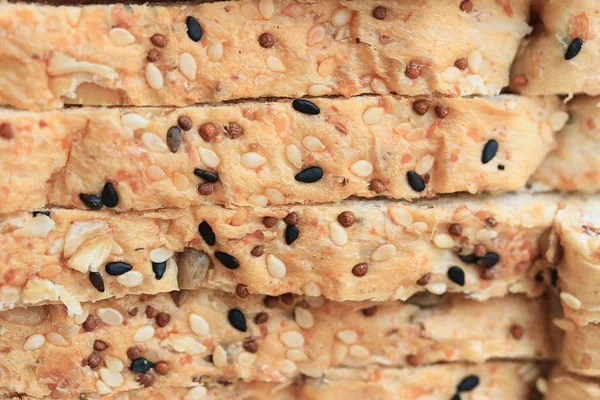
(0, 0, 596, 399)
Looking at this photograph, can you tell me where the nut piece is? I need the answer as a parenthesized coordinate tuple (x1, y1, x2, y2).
(177, 248, 210, 290)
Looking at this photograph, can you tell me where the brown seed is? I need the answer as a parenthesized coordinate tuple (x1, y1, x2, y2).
(372, 6, 387, 20)
(128, 308, 139, 317)
(510, 324, 525, 340)
(412, 99, 430, 116)
(177, 116, 193, 131)
(263, 216, 278, 228)
(156, 312, 171, 327)
(243, 336, 259, 353)
(82, 315, 100, 332)
(416, 273, 431, 286)
(338, 211, 356, 227)
(361, 306, 378, 317)
(87, 352, 103, 369)
(280, 293, 294, 305)
(435, 105, 449, 119)
(352, 263, 368, 277)
(197, 182, 214, 195)
(480, 268, 495, 280)
(512, 74, 528, 87)
(137, 373, 154, 387)
(448, 223, 463, 237)
(199, 123, 218, 142)
(251, 245, 265, 257)
(155, 361, 169, 375)
(454, 58, 468, 70)
(145, 305, 157, 319)
(166, 126, 182, 153)
(258, 32, 276, 48)
(150, 33, 167, 48)
(0, 123, 14, 140)
(127, 346, 142, 360)
(284, 212, 299, 226)
(406, 354, 422, 366)
(236, 284, 250, 298)
(147, 48, 161, 62)
(474, 244, 487, 258)
(485, 217, 497, 227)
(254, 312, 269, 324)
(93, 340, 109, 351)
(224, 122, 243, 139)
(370, 179, 386, 194)
(192, 375, 202, 383)
(264, 295, 278, 308)
(405, 61, 424, 79)
(459, 0, 473, 12)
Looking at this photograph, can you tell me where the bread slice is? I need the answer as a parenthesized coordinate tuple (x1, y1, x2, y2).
(546, 367, 600, 399)
(0, 95, 565, 214)
(511, 0, 600, 96)
(0, 0, 532, 110)
(560, 322, 600, 377)
(534, 96, 600, 192)
(0, 288, 554, 397)
(0, 194, 558, 311)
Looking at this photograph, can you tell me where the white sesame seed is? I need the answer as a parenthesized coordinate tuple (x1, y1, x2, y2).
(349, 344, 370, 359)
(415, 155, 435, 175)
(280, 331, 305, 348)
(282, 2, 304, 17)
(240, 4, 262, 20)
(145, 63, 164, 89)
(73, 304, 90, 325)
(551, 111, 570, 131)
(96, 381, 112, 395)
(198, 147, 220, 168)
(117, 270, 144, 288)
(349, 160, 374, 177)
(536, 378, 548, 394)
(104, 355, 124, 373)
(189, 313, 210, 336)
(266, 56, 286, 72)
(332, 343, 348, 363)
(370, 243, 397, 261)
(412, 222, 429, 233)
(141, 132, 169, 152)
(184, 386, 208, 400)
(307, 25, 326, 46)
(298, 363, 324, 379)
(426, 282, 447, 295)
(303, 282, 321, 297)
(362, 107, 385, 125)
(394, 123, 413, 135)
(65, 7, 81, 27)
(241, 152, 267, 168)
(475, 229, 498, 241)
(46, 332, 69, 347)
(230, 208, 248, 226)
(147, 165, 167, 181)
(207, 43, 224, 62)
(286, 349, 309, 362)
(308, 84, 332, 96)
(108, 28, 136, 47)
(294, 307, 314, 329)
(173, 172, 189, 191)
(467, 49, 482, 73)
(149, 247, 174, 263)
(318, 57, 335, 77)
(13, 215, 55, 238)
(237, 352, 255, 365)
(267, 254, 287, 279)
(329, 221, 348, 246)
(560, 292, 582, 310)
(97, 308, 124, 326)
(253, 74, 274, 86)
(442, 66, 462, 83)
(121, 113, 149, 130)
(335, 26, 350, 41)
(212, 345, 228, 367)
(285, 144, 303, 169)
(133, 325, 155, 342)
(247, 195, 268, 207)
(305, 295, 325, 308)
(120, 127, 134, 139)
(388, 207, 413, 226)
(275, 359, 297, 376)
(433, 233, 455, 249)
(331, 7, 352, 27)
(406, 128, 427, 141)
(275, 113, 290, 136)
(258, 0, 274, 18)
(302, 136, 326, 152)
(371, 78, 389, 95)
(99, 368, 124, 388)
(179, 52, 197, 81)
(23, 334, 45, 350)
(336, 330, 358, 345)
(265, 188, 285, 205)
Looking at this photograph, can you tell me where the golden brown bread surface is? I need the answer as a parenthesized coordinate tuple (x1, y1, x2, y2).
(0, 194, 558, 311)
(545, 367, 600, 400)
(0, 288, 553, 398)
(0, 0, 532, 110)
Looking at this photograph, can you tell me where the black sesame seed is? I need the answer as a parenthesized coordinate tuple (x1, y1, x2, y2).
(550, 268, 558, 287)
(477, 251, 499, 268)
(105, 262, 133, 276)
(89, 272, 105, 292)
(101, 182, 119, 208)
(285, 225, 299, 245)
(292, 99, 320, 115)
(295, 166, 323, 183)
(447, 266, 465, 286)
(186, 16, 203, 42)
(458, 253, 478, 264)
(152, 261, 167, 280)
(451, 394, 461, 400)
(406, 171, 426, 192)
(130, 358, 156, 374)
(481, 140, 498, 164)
(215, 251, 239, 270)
(166, 126, 182, 153)
(565, 38, 583, 60)
(228, 308, 247, 332)
(457, 375, 480, 392)
(193, 168, 219, 183)
(535, 271, 544, 283)
(32, 210, 51, 217)
(497, 164, 505, 170)
(80, 193, 103, 210)
(199, 221, 216, 246)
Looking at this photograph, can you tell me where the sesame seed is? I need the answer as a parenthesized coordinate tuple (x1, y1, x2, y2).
(215, 251, 239, 270)
(285, 225, 299, 245)
(416, 273, 431, 286)
(457, 375, 480, 392)
(412, 99, 430, 115)
(267, 254, 287, 278)
(105, 262, 132, 276)
(510, 324, 524, 340)
(228, 308, 247, 332)
(560, 292, 582, 310)
(199, 221, 216, 246)
(482, 139, 499, 164)
(166, 126, 182, 153)
(352, 263, 368, 277)
(338, 211, 356, 227)
(447, 266, 465, 286)
(292, 99, 320, 115)
(130, 358, 156, 374)
(565, 38, 583, 60)
(477, 251, 500, 268)
(89, 272, 105, 292)
(150, 33, 167, 48)
(295, 166, 323, 183)
(186, 16, 203, 42)
(406, 171, 426, 192)
(79, 193, 103, 210)
(258, 32, 275, 48)
(152, 261, 167, 279)
(236, 284, 250, 298)
(0, 123, 14, 140)
(193, 168, 219, 183)
(372, 6, 387, 20)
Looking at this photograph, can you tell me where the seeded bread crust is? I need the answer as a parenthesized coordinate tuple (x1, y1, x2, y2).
(0, 288, 553, 398)
(0, 0, 532, 111)
(0, 95, 565, 214)
(560, 322, 600, 377)
(545, 367, 600, 399)
(0, 194, 558, 311)
(533, 96, 600, 192)
(7, 362, 542, 400)
(510, 0, 600, 96)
